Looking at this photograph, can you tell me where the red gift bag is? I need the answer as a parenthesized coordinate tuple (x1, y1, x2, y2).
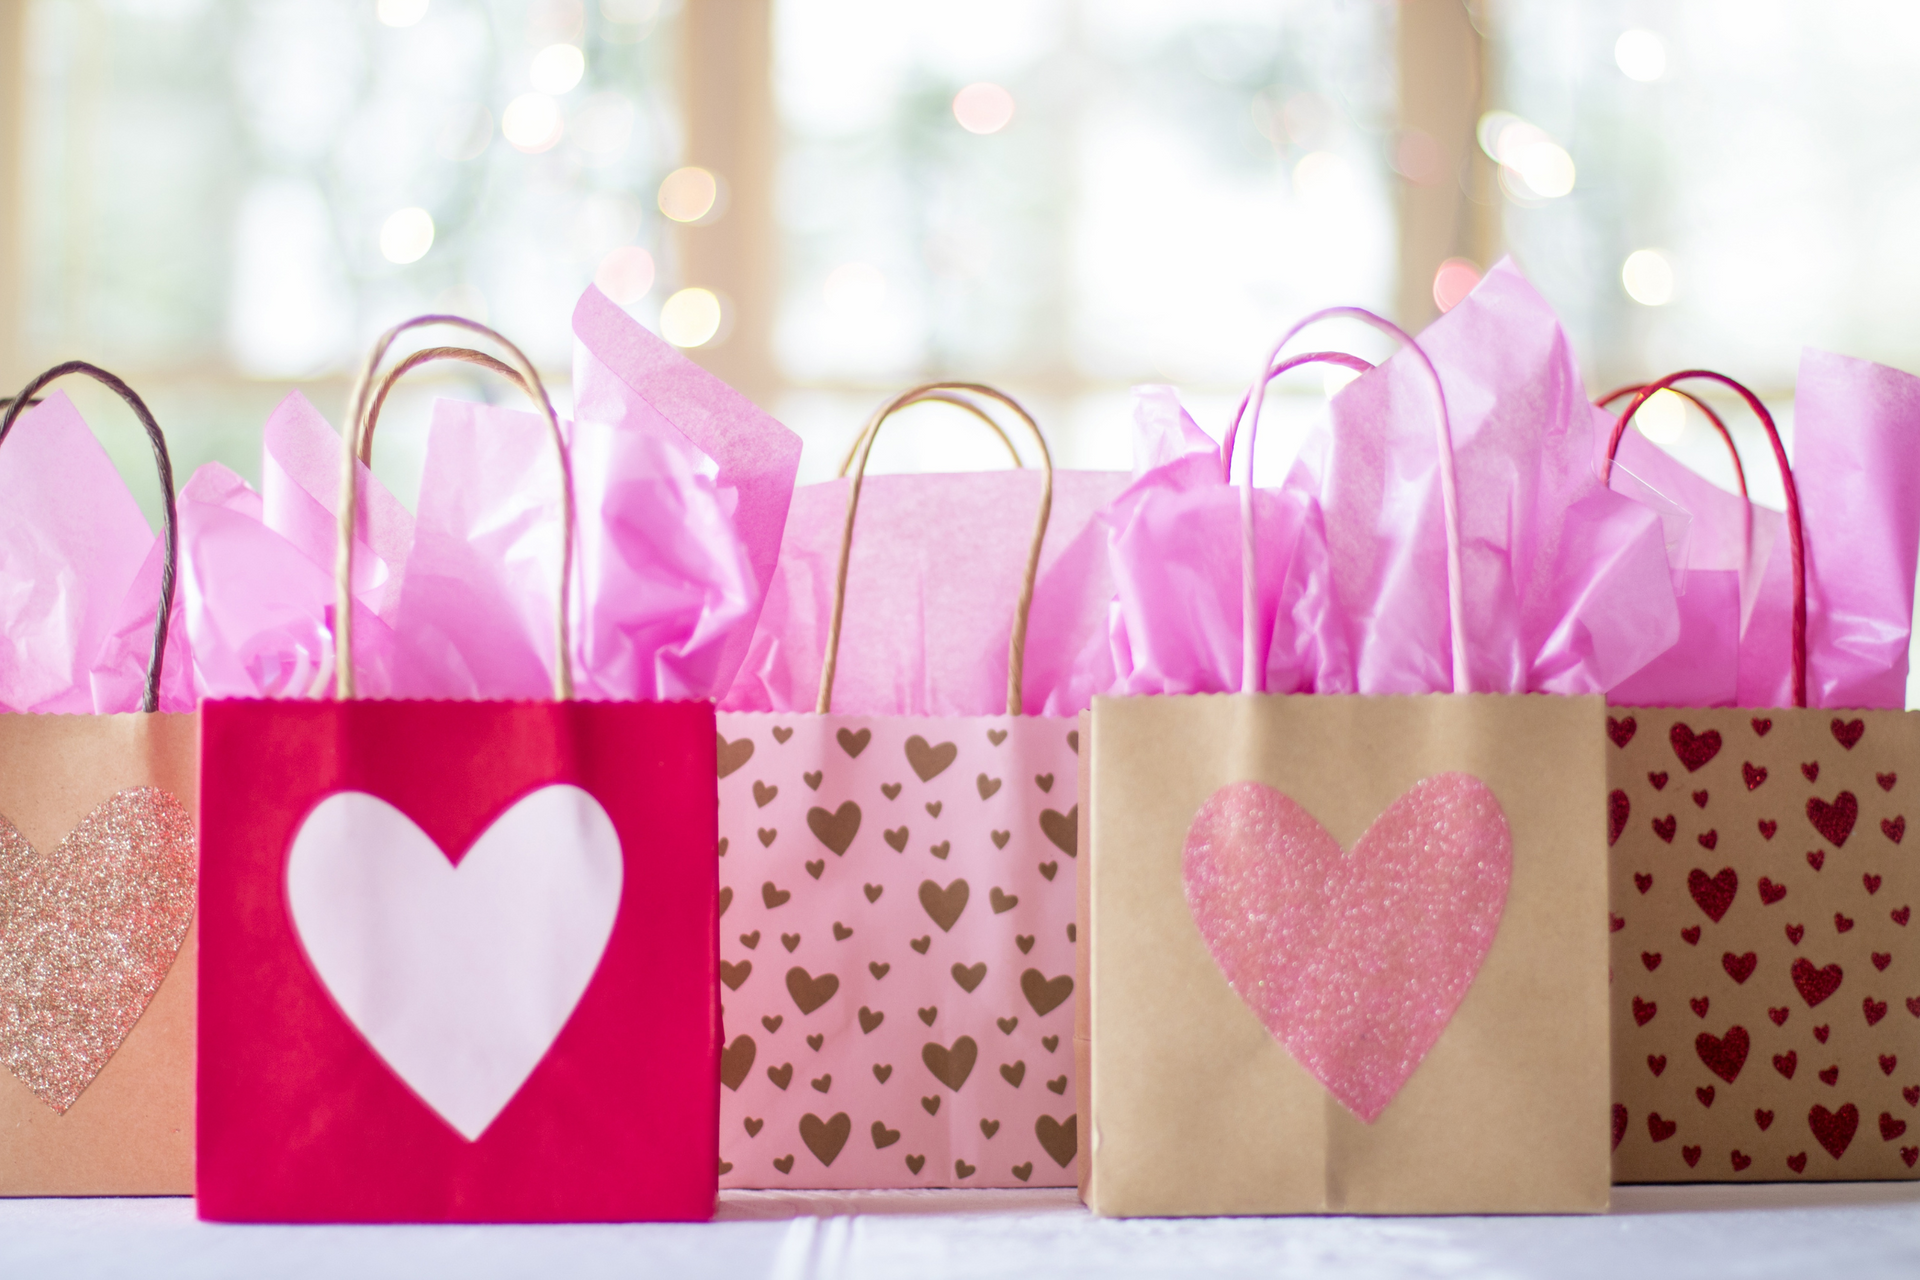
(196, 318, 718, 1222)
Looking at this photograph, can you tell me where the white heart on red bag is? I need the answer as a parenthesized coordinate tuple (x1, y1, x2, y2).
(286, 785, 622, 1141)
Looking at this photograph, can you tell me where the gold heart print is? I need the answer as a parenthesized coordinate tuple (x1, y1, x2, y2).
(0, 787, 196, 1113)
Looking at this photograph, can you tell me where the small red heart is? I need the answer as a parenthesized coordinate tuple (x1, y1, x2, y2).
(1802, 762, 1821, 783)
(1688, 867, 1738, 922)
(1682, 1144, 1702, 1167)
(1682, 925, 1702, 945)
(1612, 1103, 1628, 1151)
(1755, 1109, 1775, 1130)
(1909, 994, 1920, 1015)
(1883, 816, 1906, 844)
(1647, 1112, 1677, 1142)
(1786, 924, 1806, 945)
(1610, 913, 1625, 933)
(1608, 715, 1638, 748)
(1879, 772, 1898, 792)
(1690, 995, 1711, 1018)
(1874, 953, 1892, 971)
(1696, 1026, 1749, 1083)
(1814, 1024, 1831, 1043)
(1881, 1054, 1899, 1076)
(1671, 723, 1722, 771)
(1635, 872, 1654, 894)
(1758, 819, 1778, 840)
(1864, 873, 1883, 895)
(1836, 913, 1855, 933)
(1693, 789, 1710, 809)
(1608, 789, 1631, 847)
(1653, 816, 1677, 843)
(1633, 996, 1658, 1026)
(1696, 1086, 1716, 1108)
(1803, 974, 1844, 1010)
(1752, 717, 1773, 736)
(1905, 1086, 1920, 1106)
(1774, 1051, 1798, 1079)
(1807, 850, 1825, 871)
(1832, 718, 1866, 750)
(1649, 771, 1669, 790)
(1730, 1149, 1752, 1172)
(1698, 830, 1719, 850)
(1865, 997, 1889, 1026)
(1742, 762, 1767, 791)
(1787, 1152, 1808, 1173)
(1642, 951, 1663, 972)
(1648, 1054, 1667, 1076)
(1904, 1147, 1919, 1168)
(1722, 951, 1757, 984)
(1807, 792, 1859, 846)
(1758, 877, 1787, 905)
(1896, 906, 1912, 926)
(1819, 1065, 1840, 1085)
(1883, 1113, 1910, 1141)
(1768, 1006, 1789, 1026)
(1810, 1103, 1860, 1160)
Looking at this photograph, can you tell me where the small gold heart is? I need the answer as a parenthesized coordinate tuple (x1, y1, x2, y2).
(807, 1034, 824, 1051)
(925, 801, 943, 818)
(745, 1116, 764, 1136)
(955, 1159, 976, 1178)
(930, 841, 951, 859)
(918, 1005, 938, 1025)
(989, 887, 1018, 913)
(720, 960, 752, 990)
(1040, 806, 1077, 856)
(772, 726, 793, 743)
(804, 771, 823, 789)
(977, 773, 1003, 800)
(807, 801, 862, 854)
(719, 887, 734, 915)
(717, 733, 755, 778)
(884, 826, 909, 852)
(919, 878, 969, 931)
(858, 1006, 884, 1033)
(1047, 1075, 1068, 1095)
(718, 837, 730, 858)
(806, 859, 825, 879)
(758, 827, 777, 847)
(923, 1034, 977, 1090)
(740, 930, 761, 949)
(762, 881, 790, 908)
(910, 935, 932, 954)
(721, 1035, 757, 1090)
(868, 961, 890, 979)
(987, 729, 1009, 746)
(991, 830, 1010, 849)
(997, 1016, 1018, 1034)
(980, 1119, 1000, 1138)
(762, 1015, 783, 1032)
(951, 961, 987, 992)
(773, 1154, 795, 1174)
(1067, 730, 1079, 754)
(871, 1120, 901, 1148)
(999, 1061, 1025, 1087)
(1035, 773, 1053, 792)
(1038, 861, 1057, 881)
(833, 921, 853, 940)
(873, 1063, 893, 1082)
(1042, 1035, 1059, 1052)
(906, 1153, 927, 1173)
(781, 932, 801, 952)
(863, 883, 883, 902)
(810, 1073, 831, 1093)
(836, 727, 872, 758)
(1067, 923, 1076, 943)
(1015, 935, 1034, 954)
(905, 736, 958, 781)
(881, 782, 902, 800)
(767, 1063, 793, 1089)
(1012, 1162, 1033, 1181)
(753, 780, 778, 807)
(921, 1096, 940, 1116)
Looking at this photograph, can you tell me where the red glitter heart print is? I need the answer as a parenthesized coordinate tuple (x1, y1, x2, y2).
(1864, 998, 1888, 1026)
(1693, 791, 1711, 810)
(1698, 831, 1719, 850)
(1652, 816, 1677, 843)
(1758, 878, 1787, 905)
(1806, 792, 1858, 847)
(1787, 924, 1806, 945)
(1758, 820, 1777, 840)
(1883, 817, 1905, 844)
(1688, 868, 1738, 922)
(1787, 1152, 1808, 1173)
(1181, 776, 1510, 1124)
(1649, 771, 1669, 791)
(1908, 996, 1920, 1017)
(1682, 926, 1702, 945)
(1722, 952, 1757, 984)
(1633, 997, 1658, 1026)
(1775, 1051, 1798, 1079)
(1682, 1145, 1702, 1167)
(1731, 1150, 1752, 1171)
(1695, 1027, 1749, 1083)
(1905, 1086, 1920, 1105)
(1635, 873, 1653, 894)
(1608, 790, 1630, 847)
(1756, 1109, 1775, 1130)
(1742, 763, 1767, 791)
(1612, 1104, 1628, 1151)
(1648, 1054, 1667, 1076)
(1806, 851, 1826, 872)
(1691, 996, 1711, 1018)
(1670, 724, 1722, 772)
(1896, 907, 1912, 926)
(1879, 773, 1899, 792)
(1880, 1055, 1898, 1076)
(1864, 874, 1882, 895)
(1815, 1026, 1831, 1044)
(1809, 1104, 1859, 1159)
(1768, 1007, 1789, 1026)
(1752, 718, 1773, 736)
(1802, 762, 1821, 784)
(1647, 1113, 1678, 1142)
(1696, 1087, 1715, 1108)
(1792, 959, 1844, 1007)
(1819, 1065, 1840, 1085)
(1608, 717, 1638, 749)
(1882, 1113, 1909, 1141)
(1831, 719, 1866, 750)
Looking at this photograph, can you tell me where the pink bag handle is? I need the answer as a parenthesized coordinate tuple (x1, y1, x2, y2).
(818, 383, 1053, 717)
(1219, 350, 1376, 476)
(0, 362, 178, 714)
(333, 316, 576, 701)
(1236, 308, 1466, 694)
(1602, 371, 1807, 708)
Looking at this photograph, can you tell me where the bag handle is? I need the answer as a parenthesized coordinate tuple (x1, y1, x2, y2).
(1603, 371, 1807, 708)
(333, 316, 575, 701)
(1219, 350, 1376, 476)
(356, 347, 528, 466)
(817, 383, 1053, 717)
(835, 389, 1026, 477)
(1595, 382, 1749, 499)
(1235, 309, 1464, 694)
(0, 363, 177, 714)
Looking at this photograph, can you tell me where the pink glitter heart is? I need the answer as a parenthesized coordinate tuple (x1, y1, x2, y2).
(1182, 775, 1511, 1123)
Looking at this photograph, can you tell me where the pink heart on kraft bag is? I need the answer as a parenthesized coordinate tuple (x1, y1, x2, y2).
(1182, 775, 1511, 1123)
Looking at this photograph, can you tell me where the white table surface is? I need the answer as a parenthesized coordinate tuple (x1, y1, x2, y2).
(3, 1184, 1917, 1279)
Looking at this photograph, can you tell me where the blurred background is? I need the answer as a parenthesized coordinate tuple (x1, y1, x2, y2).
(5, 0, 1920, 517)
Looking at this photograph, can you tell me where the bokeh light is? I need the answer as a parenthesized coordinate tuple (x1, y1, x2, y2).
(377, 0, 430, 28)
(1432, 257, 1482, 312)
(1622, 249, 1675, 306)
(1292, 151, 1354, 201)
(660, 287, 724, 347)
(379, 207, 435, 264)
(1633, 389, 1689, 444)
(658, 166, 719, 222)
(530, 43, 585, 95)
(952, 82, 1015, 135)
(571, 92, 634, 158)
(1477, 112, 1575, 200)
(501, 93, 562, 151)
(1615, 30, 1668, 83)
(823, 262, 887, 315)
(594, 246, 656, 305)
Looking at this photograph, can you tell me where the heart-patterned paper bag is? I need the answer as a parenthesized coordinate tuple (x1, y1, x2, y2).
(1080, 309, 1613, 1215)
(718, 386, 1083, 1189)
(0, 364, 198, 1196)
(195, 320, 718, 1223)
(1600, 372, 1920, 1183)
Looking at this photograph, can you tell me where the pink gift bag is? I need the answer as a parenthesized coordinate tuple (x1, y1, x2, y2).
(717, 385, 1082, 1189)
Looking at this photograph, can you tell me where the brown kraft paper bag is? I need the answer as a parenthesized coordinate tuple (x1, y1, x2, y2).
(0, 365, 197, 1194)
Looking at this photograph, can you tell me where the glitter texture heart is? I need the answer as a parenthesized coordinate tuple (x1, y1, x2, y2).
(1182, 775, 1511, 1123)
(0, 787, 197, 1112)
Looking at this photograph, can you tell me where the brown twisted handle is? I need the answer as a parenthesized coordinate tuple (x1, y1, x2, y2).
(357, 347, 529, 466)
(834, 390, 1025, 477)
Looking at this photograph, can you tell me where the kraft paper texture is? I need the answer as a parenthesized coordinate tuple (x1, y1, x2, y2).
(1083, 692, 1610, 1216)
(0, 711, 197, 1195)
(1608, 707, 1920, 1182)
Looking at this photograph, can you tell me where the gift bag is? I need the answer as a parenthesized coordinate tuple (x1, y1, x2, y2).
(0, 363, 197, 1195)
(1603, 366, 1920, 1182)
(717, 385, 1082, 1189)
(1081, 306, 1613, 1216)
(196, 318, 718, 1222)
